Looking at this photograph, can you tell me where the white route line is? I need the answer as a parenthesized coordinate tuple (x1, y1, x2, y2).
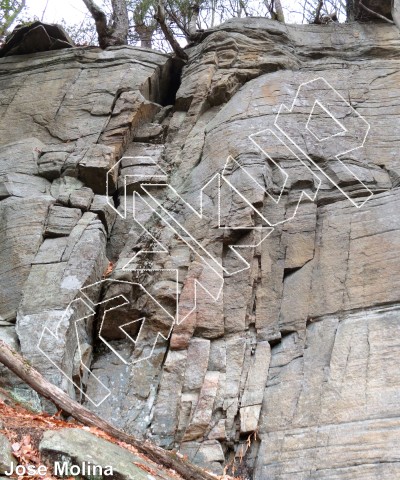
(274, 77, 372, 208)
(38, 76, 373, 406)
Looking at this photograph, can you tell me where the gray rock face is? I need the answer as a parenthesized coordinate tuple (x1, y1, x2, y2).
(0, 22, 74, 58)
(1, 17, 400, 480)
(39, 428, 179, 480)
(0, 434, 15, 475)
(0, 45, 172, 403)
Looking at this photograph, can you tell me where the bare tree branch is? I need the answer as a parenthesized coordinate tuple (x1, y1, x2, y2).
(274, 0, 285, 22)
(359, 0, 394, 23)
(313, 0, 323, 22)
(81, 0, 107, 27)
(82, 0, 129, 48)
(82, 0, 109, 47)
(40, 0, 49, 22)
(188, 1, 201, 38)
(110, 0, 129, 44)
(164, 2, 190, 38)
(155, 0, 188, 60)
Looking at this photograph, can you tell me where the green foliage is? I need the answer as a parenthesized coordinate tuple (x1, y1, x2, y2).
(0, 0, 26, 37)
(61, 15, 99, 46)
(131, 0, 156, 23)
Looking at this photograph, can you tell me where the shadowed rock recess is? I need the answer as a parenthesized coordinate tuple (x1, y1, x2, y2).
(1, 17, 400, 479)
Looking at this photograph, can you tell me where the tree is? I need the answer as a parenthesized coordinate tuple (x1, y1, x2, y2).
(132, 0, 157, 48)
(82, 0, 129, 48)
(187, 0, 202, 38)
(298, 0, 345, 23)
(156, 0, 203, 43)
(346, 0, 356, 20)
(393, 0, 400, 30)
(0, 0, 26, 39)
(78, 0, 393, 56)
(271, 0, 285, 22)
(154, 0, 188, 59)
(60, 15, 99, 46)
(79, 0, 273, 54)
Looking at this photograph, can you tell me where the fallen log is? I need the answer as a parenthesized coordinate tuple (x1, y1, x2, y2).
(0, 340, 217, 480)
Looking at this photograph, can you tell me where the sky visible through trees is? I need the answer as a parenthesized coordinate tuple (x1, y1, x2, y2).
(3, 0, 347, 50)
(23, 0, 344, 28)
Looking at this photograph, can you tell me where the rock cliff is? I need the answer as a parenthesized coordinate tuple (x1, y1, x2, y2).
(1, 17, 400, 479)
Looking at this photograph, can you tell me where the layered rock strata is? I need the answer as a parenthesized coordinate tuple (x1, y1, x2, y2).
(0, 19, 400, 479)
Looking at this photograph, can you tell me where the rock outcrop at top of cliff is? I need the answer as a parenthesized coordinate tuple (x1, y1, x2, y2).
(1, 17, 400, 480)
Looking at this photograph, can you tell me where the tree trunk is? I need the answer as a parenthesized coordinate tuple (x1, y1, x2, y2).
(274, 0, 285, 22)
(313, 0, 323, 23)
(0, 339, 215, 480)
(210, 0, 216, 27)
(155, 0, 188, 60)
(188, 2, 200, 39)
(346, 0, 356, 20)
(140, 32, 153, 49)
(135, 23, 154, 49)
(393, 0, 400, 29)
(82, 0, 128, 48)
(110, 0, 129, 45)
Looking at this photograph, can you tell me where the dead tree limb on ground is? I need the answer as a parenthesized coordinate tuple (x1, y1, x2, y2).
(0, 339, 216, 480)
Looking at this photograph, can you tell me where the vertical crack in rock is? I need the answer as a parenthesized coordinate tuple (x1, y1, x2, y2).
(1, 16, 400, 479)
